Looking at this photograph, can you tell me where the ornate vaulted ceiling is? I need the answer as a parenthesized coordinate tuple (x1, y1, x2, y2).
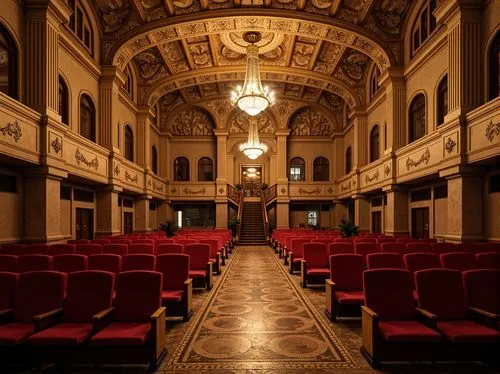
(93, 0, 411, 130)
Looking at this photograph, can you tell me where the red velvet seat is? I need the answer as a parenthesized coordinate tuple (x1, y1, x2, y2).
(415, 269, 500, 359)
(355, 243, 380, 265)
(431, 242, 457, 254)
(155, 239, 175, 250)
(122, 254, 156, 271)
(0, 244, 26, 256)
(403, 253, 441, 289)
(419, 238, 438, 243)
(26, 270, 114, 360)
(90, 239, 111, 245)
(335, 238, 354, 243)
(406, 243, 431, 254)
(76, 244, 103, 256)
(355, 238, 377, 244)
(0, 271, 66, 349)
(475, 252, 500, 270)
(0, 272, 19, 311)
(325, 254, 364, 321)
(67, 239, 90, 245)
(102, 243, 128, 256)
(475, 242, 500, 253)
(462, 269, 500, 318)
(16, 255, 53, 273)
(381, 242, 407, 256)
(88, 254, 122, 275)
(287, 238, 310, 272)
(184, 243, 213, 290)
(52, 254, 88, 273)
(199, 239, 222, 274)
(455, 243, 477, 253)
(176, 239, 196, 246)
(396, 238, 416, 244)
(24, 244, 49, 255)
(377, 238, 395, 245)
(109, 239, 132, 246)
(90, 271, 166, 369)
(0, 255, 18, 272)
(440, 252, 478, 271)
(301, 242, 329, 287)
(366, 253, 403, 270)
(131, 239, 154, 246)
(128, 244, 155, 255)
(48, 244, 76, 256)
(157, 243, 183, 255)
(329, 242, 354, 255)
(157, 254, 192, 321)
(361, 269, 441, 367)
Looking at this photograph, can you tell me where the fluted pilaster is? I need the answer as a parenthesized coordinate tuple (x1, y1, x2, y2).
(99, 66, 124, 152)
(380, 69, 406, 151)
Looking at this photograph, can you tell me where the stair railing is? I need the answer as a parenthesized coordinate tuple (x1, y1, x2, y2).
(263, 184, 277, 205)
(261, 192, 269, 244)
(236, 188, 244, 243)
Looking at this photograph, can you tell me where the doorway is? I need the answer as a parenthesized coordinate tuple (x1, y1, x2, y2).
(412, 207, 429, 238)
(75, 208, 93, 240)
(241, 165, 263, 197)
(372, 211, 382, 233)
(123, 212, 133, 234)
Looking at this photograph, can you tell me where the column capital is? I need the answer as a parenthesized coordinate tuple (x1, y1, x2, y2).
(214, 129, 229, 137)
(379, 67, 405, 87)
(275, 129, 290, 137)
(100, 66, 126, 86)
(382, 184, 407, 193)
(26, 0, 72, 24)
(439, 165, 484, 179)
(434, 0, 482, 25)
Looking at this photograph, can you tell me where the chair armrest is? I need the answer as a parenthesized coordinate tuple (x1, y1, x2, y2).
(151, 307, 166, 360)
(415, 308, 438, 329)
(92, 307, 114, 332)
(206, 262, 213, 290)
(361, 305, 379, 319)
(33, 308, 64, 332)
(468, 306, 500, 329)
(0, 308, 14, 324)
(468, 306, 500, 319)
(300, 260, 307, 287)
(184, 278, 193, 319)
(361, 306, 379, 358)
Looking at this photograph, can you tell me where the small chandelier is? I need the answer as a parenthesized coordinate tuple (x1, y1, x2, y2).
(231, 31, 275, 116)
(239, 117, 268, 160)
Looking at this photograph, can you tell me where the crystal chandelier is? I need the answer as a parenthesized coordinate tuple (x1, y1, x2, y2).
(231, 31, 275, 116)
(239, 117, 268, 160)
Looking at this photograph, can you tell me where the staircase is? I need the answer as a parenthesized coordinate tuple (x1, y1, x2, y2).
(239, 202, 267, 246)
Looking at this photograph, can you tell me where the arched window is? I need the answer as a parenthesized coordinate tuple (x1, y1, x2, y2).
(68, 0, 93, 55)
(0, 24, 18, 99)
(437, 75, 448, 127)
(174, 157, 189, 181)
(370, 66, 380, 100)
(125, 65, 133, 99)
(409, 94, 426, 143)
(80, 94, 95, 142)
(411, 0, 437, 57)
(124, 125, 134, 162)
(58, 76, 69, 125)
(488, 32, 500, 101)
(151, 146, 158, 174)
(345, 147, 352, 175)
(313, 157, 329, 181)
(370, 125, 380, 162)
(198, 157, 214, 181)
(289, 157, 305, 181)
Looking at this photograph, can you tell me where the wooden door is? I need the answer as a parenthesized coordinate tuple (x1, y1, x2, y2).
(372, 211, 381, 233)
(241, 166, 262, 197)
(123, 212, 133, 234)
(76, 208, 93, 240)
(412, 207, 429, 238)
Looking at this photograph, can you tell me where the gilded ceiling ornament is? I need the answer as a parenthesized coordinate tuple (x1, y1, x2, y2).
(229, 111, 275, 135)
(134, 49, 163, 80)
(311, 0, 333, 10)
(339, 49, 369, 82)
(189, 43, 213, 67)
(372, 0, 410, 35)
(171, 108, 215, 136)
(95, 0, 132, 33)
(290, 107, 332, 136)
(173, 0, 193, 8)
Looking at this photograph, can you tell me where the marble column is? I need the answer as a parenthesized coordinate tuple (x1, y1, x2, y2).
(137, 107, 152, 169)
(332, 200, 348, 229)
(275, 130, 290, 229)
(99, 66, 124, 152)
(214, 130, 229, 228)
(159, 135, 171, 179)
(380, 68, 406, 152)
(96, 186, 122, 237)
(135, 196, 151, 233)
(383, 186, 409, 236)
(353, 194, 370, 233)
(352, 111, 368, 169)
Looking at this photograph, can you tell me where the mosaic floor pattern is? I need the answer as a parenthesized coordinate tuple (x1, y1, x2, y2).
(162, 246, 358, 371)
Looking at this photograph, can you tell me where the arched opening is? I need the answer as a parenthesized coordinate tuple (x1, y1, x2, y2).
(370, 125, 380, 162)
(345, 147, 352, 175)
(124, 125, 134, 162)
(437, 75, 448, 127)
(289, 157, 305, 181)
(313, 157, 329, 181)
(151, 146, 158, 175)
(488, 31, 500, 101)
(198, 157, 214, 181)
(0, 23, 18, 99)
(174, 157, 190, 181)
(125, 65, 133, 99)
(409, 93, 426, 143)
(411, 0, 437, 57)
(68, 0, 94, 56)
(58, 76, 69, 125)
(370, 66, 380, 100)
(80, 94, 96, 142)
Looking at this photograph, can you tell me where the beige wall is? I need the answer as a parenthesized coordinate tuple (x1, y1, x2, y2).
(170, 140, 217, 182)
(287, 140, 333, 181)
(0, 170, 22, 243)
(434, 197, 448, 238)
(484, 172, 500, 241)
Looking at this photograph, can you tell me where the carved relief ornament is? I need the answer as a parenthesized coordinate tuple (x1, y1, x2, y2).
(0, 120, 22, 142)
(75, 148, 99, 170)
(406, 148, 431, 171)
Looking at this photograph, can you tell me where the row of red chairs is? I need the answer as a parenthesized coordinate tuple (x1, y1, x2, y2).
(0, 270, 172, 369)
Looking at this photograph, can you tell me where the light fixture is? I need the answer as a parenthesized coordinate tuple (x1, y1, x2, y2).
(239, 117, 268, 160)
(247, 168, 256, 173)
(231, 31, 275, 116)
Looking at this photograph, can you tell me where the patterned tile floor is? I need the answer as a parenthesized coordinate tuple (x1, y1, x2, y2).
(8, 246, 500, 373)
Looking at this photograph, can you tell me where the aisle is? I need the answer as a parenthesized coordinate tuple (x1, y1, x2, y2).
(162, 245, 359, 371)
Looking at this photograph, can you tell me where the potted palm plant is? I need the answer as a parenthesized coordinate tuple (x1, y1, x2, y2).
(339, 218, 359, 238)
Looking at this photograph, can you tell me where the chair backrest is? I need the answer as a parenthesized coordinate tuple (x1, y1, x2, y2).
(406, 242, 431, 253)
(355, 238, 376, 244)
(67, 239, 90, 245)
(0, 271, 19, 310)
(403, 253, 441, 288)
(290, 238, 310, 258)
(176, 239, 196, 246)
(377, 238, 395, 245)
(355, 243, 380, 264)
(131, 239, 154, 246)
(0, 244, 26, 256)
(455, 243, 476, 253)
(475, 242, 500, 253)
(381, 242, 406, 256)
(0, 254, 18, 272)
(64, 270, 114, 322)
(396, 238, 416, 243)
(102, 243, 128, 256)
(199, 239, 220, 258)
(329, 243, 354, 255)
(122, 254, 156, 271)
(363, 269, 415, 320)
(88, 254, 122, 274)
(419, 238, 437, 243)
(25, 244, 50, 255)
(48, 244, 76, 256)
(52, 254, 88, 273)
(128, 243, 155, 255)
(155, 239, 175, 249)
(76, 244, 103, 256)
(303, 243, 329, 269)
(90, 239, 111, 245)
(109, 239, 132, 245)
(157, 254, 190, 291)
(440, 252, 478, 271)
(184, 243, 210, 270)
(415, 268, 468, 320)
(431, 242, 457, 254)
(335, 238, 354, 243)
(329, 254, 363, 291)
(114, 271, 162, 322)
(14, 271, 67, 322)
(17, 255, 53, 272)
(366, 253, 403, 270)
(157, 243, 183, 255)
(475, 252, 500, 269)
(462, 269, 500, 314)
